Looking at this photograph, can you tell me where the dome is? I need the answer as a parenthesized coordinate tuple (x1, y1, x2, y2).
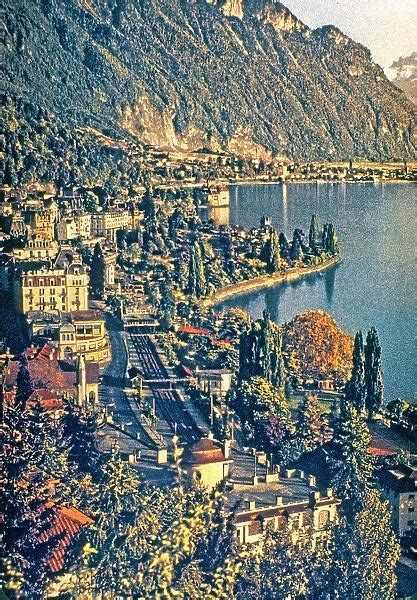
(182, 437, 228, 466)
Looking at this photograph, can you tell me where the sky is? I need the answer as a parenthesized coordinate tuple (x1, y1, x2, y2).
(283, 0, 417, 76)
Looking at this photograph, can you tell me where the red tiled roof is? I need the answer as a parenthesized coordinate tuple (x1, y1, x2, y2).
(178, 326, 212, 337)
(4, 344, 99, 394)
(41, 505, 94, 573)
(27, 390, 65, 411)
(182, 438, 231, 466)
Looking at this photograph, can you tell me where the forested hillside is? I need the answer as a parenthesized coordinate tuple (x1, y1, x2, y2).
(2, 0, 416, 167)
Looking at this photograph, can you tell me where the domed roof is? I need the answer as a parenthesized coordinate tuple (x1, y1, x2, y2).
(182, 437, 229, 466)
(60, 323, 75, 333)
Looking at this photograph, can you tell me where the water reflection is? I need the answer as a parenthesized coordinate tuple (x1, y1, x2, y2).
(324, 265, 337, 305)
(219, 182, 417, 402)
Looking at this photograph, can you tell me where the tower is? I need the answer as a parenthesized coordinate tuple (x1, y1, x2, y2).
(76, 354, 87, 407)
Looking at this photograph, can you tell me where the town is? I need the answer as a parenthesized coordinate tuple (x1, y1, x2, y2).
(1, 169, 416, 599)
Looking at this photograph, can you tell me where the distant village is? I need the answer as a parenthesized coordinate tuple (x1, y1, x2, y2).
(1, 160, 416, 598)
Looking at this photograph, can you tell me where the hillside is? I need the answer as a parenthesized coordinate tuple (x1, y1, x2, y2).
(2, 0, 416, 163)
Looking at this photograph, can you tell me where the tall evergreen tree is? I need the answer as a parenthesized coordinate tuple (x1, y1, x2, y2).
(329, 489, 400, 600)
(331, 403, 374, 516)
(239, 311, 285, 389)
(188, 240, 206, 298)
(289, 230, 303, 261)
(308, 214, 320, 251)
(322, 223, 339, 255)
(62, 405, 100, 478)
(278, 232, 291, 262)
(297, 394, 333, 452)
(364, 327, 384, 420)
(15, 356, 33, 409)
(0, 398, 59, 598)
(346, 331, 366, 411)
(90, 242, 106, 299)
(261, 229, 281, 273)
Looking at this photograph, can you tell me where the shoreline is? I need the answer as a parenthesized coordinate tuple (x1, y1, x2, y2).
(202, 255, 341, 308)
(229, 178, 416, 187)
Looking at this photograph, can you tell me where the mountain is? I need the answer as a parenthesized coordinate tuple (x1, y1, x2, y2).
(2, 0, 416, 161)
(391, 52, 417, 106)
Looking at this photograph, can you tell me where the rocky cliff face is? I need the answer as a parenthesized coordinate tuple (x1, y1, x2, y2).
(2, 0, 416, 159)
(391, 52, 417, 106)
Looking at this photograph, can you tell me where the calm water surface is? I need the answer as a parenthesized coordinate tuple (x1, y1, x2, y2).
(218, 183, 417, 402)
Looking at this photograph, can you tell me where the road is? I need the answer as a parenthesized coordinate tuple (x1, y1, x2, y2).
(99, 314, 159, 451)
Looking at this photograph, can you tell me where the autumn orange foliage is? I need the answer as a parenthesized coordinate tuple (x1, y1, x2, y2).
(283, 310, 353, 381)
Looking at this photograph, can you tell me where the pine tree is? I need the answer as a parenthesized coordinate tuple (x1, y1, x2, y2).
(297, 394, 333, 452)
(90, 242, 106, 299)
(62, 405, 100, 478)
(15, 356, 33, 409)
(329, 488, 400, 600)
(364, 327, 384, 420)
(0, 398, 59, 598)
(308, 214, 319, 252)
(346, 331, 366, 411)
(331, 403, 374, 516)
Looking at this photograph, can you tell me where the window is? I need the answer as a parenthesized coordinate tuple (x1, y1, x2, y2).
(248, 517, 263, 536)
(408, 507, 415, 513)
(318, 510, 330, 529)
(409, 495, 415, 500)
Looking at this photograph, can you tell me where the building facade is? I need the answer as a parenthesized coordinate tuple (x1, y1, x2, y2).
(378, 463, 417, 536)
(15, 261, 89, 314)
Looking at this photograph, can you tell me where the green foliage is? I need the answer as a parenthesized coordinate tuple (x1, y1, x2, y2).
(322, 223, 339, 255)
(61, 405, 100, 478)
(329, 488, 400, 600)
(364, 327, 384, 420)
(296, 394, 333, 453)
(229, 376, 293, 452)
(345, 331, 366, 411)
(331, 403, 374, 516)
(188, 240, 207, 298)
(89, 242, 106, 299)
(308, 214, 320, 251)
(0, 398, 60, 598)
(2, 0, 415, 167)
(239, 310, 286, 389)
(261, 229, 281, 273)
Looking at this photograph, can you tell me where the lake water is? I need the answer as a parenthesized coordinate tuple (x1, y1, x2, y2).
(217, 182, 417, 403)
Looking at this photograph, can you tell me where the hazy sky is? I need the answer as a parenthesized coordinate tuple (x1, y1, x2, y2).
(284, 0, 417, 75)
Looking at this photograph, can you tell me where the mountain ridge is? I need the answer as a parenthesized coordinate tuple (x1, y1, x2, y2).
(2, 0, 416, 161)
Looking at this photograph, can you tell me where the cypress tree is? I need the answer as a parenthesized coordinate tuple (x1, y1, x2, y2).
(364, 328, 384, 420)
(308, 214, 319, 251)
(322, 223, 339, 255)
(187, 241, 206, 298)
(90, 242, 106, 299)
(346, 331, 366, 412)
(263, 229, 281, 273)
(238, 311, 285, 389)
(278, 232, 290, 262)
(290, 231, 302, 261)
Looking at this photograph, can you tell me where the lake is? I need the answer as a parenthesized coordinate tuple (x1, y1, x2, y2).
(217, 182, 417, 403)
